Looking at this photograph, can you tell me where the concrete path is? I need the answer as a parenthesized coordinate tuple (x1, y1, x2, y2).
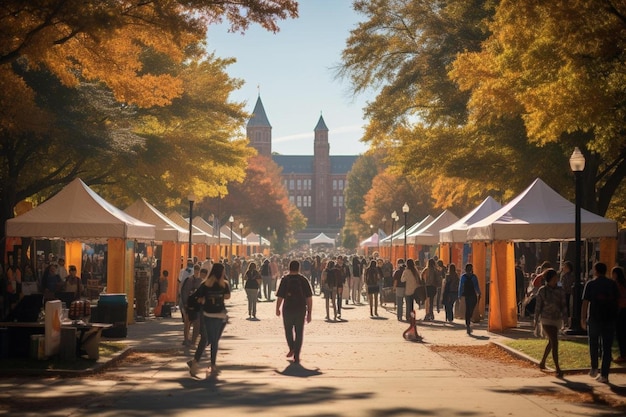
(1, 286, 625, 416)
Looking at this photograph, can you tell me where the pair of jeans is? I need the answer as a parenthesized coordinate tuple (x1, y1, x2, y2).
(245, 289, 259, 317)
(282, 310, 306, 362)
(464, 295, 477, 328)
(395, 287, 405, 320)
(262, 275, 272, 300)
(588, 319, 616, 377)
(405, 293, 415, 321)
(194, 316, 226, 366)
(351, 276, 362, 304)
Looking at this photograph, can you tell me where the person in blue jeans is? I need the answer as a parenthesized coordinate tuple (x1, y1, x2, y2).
(458, 264, 481, 334)
(392, 259, 406, 321)
(581, 262, 619, 384)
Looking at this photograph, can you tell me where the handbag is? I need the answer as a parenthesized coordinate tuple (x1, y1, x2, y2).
(413, 285, 426, 303)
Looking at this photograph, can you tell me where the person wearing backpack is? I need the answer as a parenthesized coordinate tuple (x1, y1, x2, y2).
(581, 262, 619, 384)
(321, 260, 338, 320)
(276, 260, 313, 364)
(458, 263, 481, 335)
(365, 259, 382, 316)
(187, 263, 230, 378)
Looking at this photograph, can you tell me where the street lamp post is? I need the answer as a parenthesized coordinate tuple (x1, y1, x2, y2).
(402, 203, 409, 260)
(239, 223, 244, 257)
(391, 211, 398, 262)
(566, 147, 586, 335)
(380, 216, 386, 257)
(229, 215, 234, 261)
(187, 194, 195, 260)
(370, 224, 374, 257)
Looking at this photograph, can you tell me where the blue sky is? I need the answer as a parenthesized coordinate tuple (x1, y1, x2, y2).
(206, 1, 373, 155)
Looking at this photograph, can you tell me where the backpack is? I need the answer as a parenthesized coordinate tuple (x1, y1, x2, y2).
(185, 285, 204, 320)
(463, 274, 476, 298)
(284, 275, 305, 310)
(366, 268, 378, 286)
(326, 268, 338, 288)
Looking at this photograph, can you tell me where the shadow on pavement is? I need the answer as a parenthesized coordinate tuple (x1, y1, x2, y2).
(275, 362, 323, 377)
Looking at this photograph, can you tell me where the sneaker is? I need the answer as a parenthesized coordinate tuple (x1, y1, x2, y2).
(589, 368, 598, 378)
(286, 350, 294, 358)
(596, 375, 609, 383)
(187, 360, 200, 377)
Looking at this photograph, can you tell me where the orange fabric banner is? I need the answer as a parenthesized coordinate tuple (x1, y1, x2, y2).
(472, 242, 487, 322)
(488, 241, 517, 331)
(600, 238, 617, 268)
(64, 241, 83, 277)
(160, 241, 180, 303)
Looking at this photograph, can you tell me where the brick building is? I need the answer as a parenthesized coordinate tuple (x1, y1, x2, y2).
(246, 96, 358, 233)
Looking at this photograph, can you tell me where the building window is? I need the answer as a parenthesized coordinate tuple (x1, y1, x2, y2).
(338, 180, 344, 190)
(297, 179, 302, 190)
(289, 179, 294, 190)
(333, 180, 337, 190)
(332, 196, 338, 207)
(297, 195, 302, 207)
(339, 196, 344, 207)
(289, 195, 295, 204)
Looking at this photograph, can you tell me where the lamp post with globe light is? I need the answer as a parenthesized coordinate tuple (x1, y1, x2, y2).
(239, 222, 244, 257)
(402, 203, 409, 260)
(566, 147, 586, 335)
(187, 194, 195, 260)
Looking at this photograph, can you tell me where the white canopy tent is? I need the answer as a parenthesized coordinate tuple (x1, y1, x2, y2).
(406, 210, 459, 245)
(439, 197, 502, 243)
(124, 198, 188, 243)
(390, 215, 434, 244)
(359, 233, 379, 248)
(310, 233, 335, 246)
(168, 212, 219, 245)
(6, 178, 155, 240)
(191, 216, 224, 244)
(466, 178, 618, 241)
(247, 233, 271, 247)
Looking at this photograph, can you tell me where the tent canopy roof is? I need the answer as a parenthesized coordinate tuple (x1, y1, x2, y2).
(168, 212, 218, 245)
(125, 199, 188, 243)
(310, 233, 335, 246)
(359, 233, 379, 248)
(407, 210, 459, 245)
(6, 178, 155, 240)
(389, 215, 434, 244)
(466, 178, 618, 241)
(439, 196, 502, 243)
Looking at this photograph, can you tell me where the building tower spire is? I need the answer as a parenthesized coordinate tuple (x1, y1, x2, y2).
(246, 95, 272, 156)
(313, 114, 330, 226)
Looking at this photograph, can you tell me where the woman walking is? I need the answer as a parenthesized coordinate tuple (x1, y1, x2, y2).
(534, 268, 566, 377)
(321, 260, 338, 320)
(442, 264, 459, 323)
(613, 266, 626, 363)
(365, 259, 381, 316)
(401, 259, 421, 321)
(244, 262, 262, 319)
(187, 263, 231, 378)
(458, 264, 481, 334)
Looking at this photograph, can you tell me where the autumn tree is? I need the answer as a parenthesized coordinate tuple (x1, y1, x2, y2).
(200, 155, 305, 254)
(341, 0, 626, 218)
(451, 0, 626, 216)
(343, 153, 383, 239)
(0, 0, 298, 241)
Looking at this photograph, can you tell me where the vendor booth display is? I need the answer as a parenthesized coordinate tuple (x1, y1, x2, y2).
(5, 178, 156, 327)
(465, 178, 618, 331)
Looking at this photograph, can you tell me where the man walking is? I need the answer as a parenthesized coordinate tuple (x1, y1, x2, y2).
(581, 262, 619, 383)
(276, 260, 313, 364)
(458, 264, 481, 334)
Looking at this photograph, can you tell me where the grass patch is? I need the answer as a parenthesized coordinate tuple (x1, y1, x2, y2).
(0, 341, 127, 372)
(505, 338, 623, 370)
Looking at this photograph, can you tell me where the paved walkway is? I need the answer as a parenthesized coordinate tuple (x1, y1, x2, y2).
(1, 286, 625, 416)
